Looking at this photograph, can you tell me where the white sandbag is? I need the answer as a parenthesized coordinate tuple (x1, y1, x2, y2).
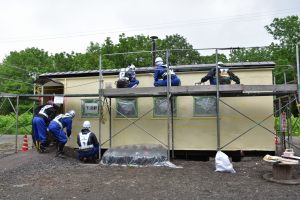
(215, 151, 236, 173)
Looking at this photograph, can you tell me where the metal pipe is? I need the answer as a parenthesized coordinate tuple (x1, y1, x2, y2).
(41, 86, 44, 104)
(109, 98, 112, 148)
(288, 95, 291, 148)
(171, 98, 174, 159)
(284, 72, 287, 85)
(166, 49, 171, 161)
(150, 36, 158, 66)
(215, 49, 221, 150)
(15, 96, 19, 153)
(98, 54, 103, 161)
(102, 49, 165, 56)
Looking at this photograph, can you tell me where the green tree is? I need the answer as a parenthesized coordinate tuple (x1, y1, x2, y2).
(229, 48, 272, 63)
(0, 47, 53, 94)
(265, 15, 300, 47)
(157, 34, 201, 65)
(228, 15, 300, 84)
(100, 34, 203, 68)
(113, 34, 153, 68)
(265, 15, 300, 84)
(200, 53, 228, 64)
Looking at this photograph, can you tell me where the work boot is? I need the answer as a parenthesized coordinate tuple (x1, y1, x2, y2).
(56, 152, 66, 159)
(55, 143, 65, 158)
(39, 142, 48, 153)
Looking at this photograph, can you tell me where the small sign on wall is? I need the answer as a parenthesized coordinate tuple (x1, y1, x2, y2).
(81, 99, 99, 117)
(54, 96, 64, 104)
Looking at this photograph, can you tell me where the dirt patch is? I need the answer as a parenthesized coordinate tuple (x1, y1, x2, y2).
(0, 143, 14, 150)
(1, 148, 300, 200)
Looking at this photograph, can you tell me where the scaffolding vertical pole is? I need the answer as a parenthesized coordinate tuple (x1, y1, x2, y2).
(33, 77, 36, 149)
(166, 49, 171, 161)
(296, 42, 300, 101)
(98, 54, 103, 160)
(15, 95, 19, 153)
(109, 98, 112, 148)
(171, 97, 175, 159)
(284, 72, 287, 85)
(41, 86, 44, 104)
(287, 95, 291, 148)
(215, 49, 221, 150)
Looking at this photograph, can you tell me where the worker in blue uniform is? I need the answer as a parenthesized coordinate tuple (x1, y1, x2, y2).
(153, 57, 181, 87)
(48, 110, 76, 158)
(32, 100, 59, 153)
(126, 64, 139, 88)
(77, 121, 99, 163)
(116, 64, 139, 88)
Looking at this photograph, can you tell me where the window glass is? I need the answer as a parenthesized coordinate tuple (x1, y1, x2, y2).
(194, 96, 216, 116)
(116, 98, 138, 118)
(153, 97, 176, 117)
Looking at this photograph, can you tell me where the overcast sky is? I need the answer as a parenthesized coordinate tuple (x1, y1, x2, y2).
(0, 0, 299, 62)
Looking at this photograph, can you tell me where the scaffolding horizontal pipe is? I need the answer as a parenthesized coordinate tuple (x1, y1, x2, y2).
(242, 84, 297, 96)
(102, 84, 297, 97)
(4, 84, 297, 99)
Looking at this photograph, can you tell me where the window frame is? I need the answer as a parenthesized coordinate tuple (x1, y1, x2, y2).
(116, 98, 138, 118)
(153, 97, 177, 118)
(193, 96, 217, 117)
(81, 98, 100, 118)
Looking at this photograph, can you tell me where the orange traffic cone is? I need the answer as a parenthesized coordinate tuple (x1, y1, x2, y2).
(21, 134, 29, 152)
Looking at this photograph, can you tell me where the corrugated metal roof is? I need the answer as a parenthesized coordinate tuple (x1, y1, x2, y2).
(39, 62, 275, 79)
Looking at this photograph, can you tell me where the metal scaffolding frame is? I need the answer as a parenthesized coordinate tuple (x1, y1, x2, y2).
(95, 47, 300, 161)
(98, 49, 175, 160)
(2, 44, 300, 160)
(0, 93, 35, 153)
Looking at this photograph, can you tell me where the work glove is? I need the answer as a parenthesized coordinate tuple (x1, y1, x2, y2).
(195, 81, 204, 85)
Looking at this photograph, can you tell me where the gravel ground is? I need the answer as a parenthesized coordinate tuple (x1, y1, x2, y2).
(1, 147, 300, 200)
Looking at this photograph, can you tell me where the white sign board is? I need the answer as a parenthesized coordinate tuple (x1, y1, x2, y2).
(54, 96, 64, 104)
(84, 103, 99, 114)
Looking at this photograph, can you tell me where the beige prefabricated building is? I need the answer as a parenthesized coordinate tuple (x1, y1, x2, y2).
(38, 62, 278, 154)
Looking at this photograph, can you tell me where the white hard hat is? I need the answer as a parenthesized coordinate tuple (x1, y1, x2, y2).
(67, 110, 76, 118)
(155, 57, 163, 66)
(83, 121, 91, 129)
(128, 64, 135, 70)
(217, 61, 224, 66)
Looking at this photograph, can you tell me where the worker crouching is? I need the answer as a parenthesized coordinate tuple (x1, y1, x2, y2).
(154, 57, 181, 87)
(48, 110, 76, 158)
(77, 121, 99, 163)
(198, 62, 240, 85)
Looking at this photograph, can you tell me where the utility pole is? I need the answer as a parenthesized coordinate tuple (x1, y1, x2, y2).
(150, 36, 158, 66)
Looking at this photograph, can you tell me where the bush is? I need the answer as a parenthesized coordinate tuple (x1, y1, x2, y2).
(274, 117, 300, 136)
(0, 113, 33, 135)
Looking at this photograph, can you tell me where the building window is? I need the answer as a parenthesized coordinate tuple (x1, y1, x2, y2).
(81, 99, 99, 117)
(116, 98, 138, 118)
(153, 97, 176, 117)
(194, 96, 216, 116)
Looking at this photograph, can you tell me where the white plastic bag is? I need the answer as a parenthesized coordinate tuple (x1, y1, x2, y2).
(215, 151, 236, 173)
